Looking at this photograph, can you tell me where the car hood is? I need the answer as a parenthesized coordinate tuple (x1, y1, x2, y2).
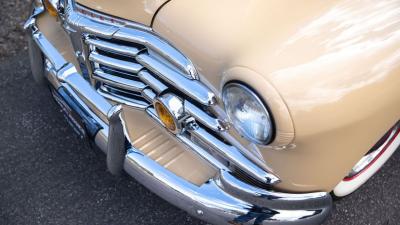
(75, 0, 170, 26)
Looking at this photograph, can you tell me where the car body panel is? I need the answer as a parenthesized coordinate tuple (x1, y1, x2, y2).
(76, 0, 169, 26)
(152, 0, 400, 192)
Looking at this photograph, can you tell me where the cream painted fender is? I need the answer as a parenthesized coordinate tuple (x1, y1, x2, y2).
(152, 0, 400, 192)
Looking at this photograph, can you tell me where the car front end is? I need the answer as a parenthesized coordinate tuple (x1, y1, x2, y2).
(25, 0, 400, 224)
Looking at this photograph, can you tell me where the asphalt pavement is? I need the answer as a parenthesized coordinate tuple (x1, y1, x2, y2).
(0, 1, 399, 225)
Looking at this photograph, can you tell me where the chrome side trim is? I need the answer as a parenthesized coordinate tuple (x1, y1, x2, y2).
(346, 122, 400, 179)
(89, 52, 143, 74)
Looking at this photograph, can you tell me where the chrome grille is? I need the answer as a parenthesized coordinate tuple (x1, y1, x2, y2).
(86, 33, 225, 132)
(85, 37, 147, 107)
(85, 32, 217, 107)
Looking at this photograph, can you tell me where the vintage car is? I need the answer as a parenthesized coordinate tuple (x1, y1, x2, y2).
(25, 0, 400, 224)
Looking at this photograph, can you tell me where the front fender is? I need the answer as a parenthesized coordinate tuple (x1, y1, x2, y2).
(152, 0, 400, 192)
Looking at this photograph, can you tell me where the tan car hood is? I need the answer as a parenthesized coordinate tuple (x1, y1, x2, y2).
(76, 0, 170, 26)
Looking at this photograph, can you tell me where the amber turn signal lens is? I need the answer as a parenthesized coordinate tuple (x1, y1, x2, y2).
(43, 0, 58, 17)
(154, 102, 176, 132)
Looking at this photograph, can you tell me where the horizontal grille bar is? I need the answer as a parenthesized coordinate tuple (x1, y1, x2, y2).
(85, 38, 142, 57)
(89, 52, 143, 74)
(142, 88, 157, 102)
(114, 27, 197, 79)
(185, 101, 226, 132)
(98, 86, 149, 109)
(93, 69, 146, 92)
(136, 54, 215, 106)
(138, 70, 168, 94)
(188, 127, 279, 184)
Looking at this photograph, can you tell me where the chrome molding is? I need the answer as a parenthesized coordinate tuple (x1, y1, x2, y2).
(185, 101, 227, 132)
(93, 69, 146, 92)
(89, 52, 143, 74)
(141, 88, 157, 102)
(26, 2, 332, 224)
(106, 104, 126, 175)
(190, 126, 280, 184)
(85, 38, 142, 57)
(346, 122, 400, 179)
(32, 32, 67, 71)
(97, 86, 149, 110)
(136, 54, 216, 106)
(114, 27, 198, 79)
(138, 70, 168, 94)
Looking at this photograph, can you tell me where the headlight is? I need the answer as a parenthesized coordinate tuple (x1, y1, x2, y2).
(222, 83, 274, 145)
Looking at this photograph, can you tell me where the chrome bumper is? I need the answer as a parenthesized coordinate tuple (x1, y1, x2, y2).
(25, 4, 332, 225)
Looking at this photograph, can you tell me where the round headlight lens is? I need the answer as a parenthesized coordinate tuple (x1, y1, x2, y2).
(222, 83, 274, 145)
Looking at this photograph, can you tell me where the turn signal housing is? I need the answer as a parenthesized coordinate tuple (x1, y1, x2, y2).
(155, 102, 177, 132)
(154, 94, 185, 134)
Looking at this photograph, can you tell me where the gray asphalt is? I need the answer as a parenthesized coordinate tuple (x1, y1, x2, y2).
(0, 2, 399, 225)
